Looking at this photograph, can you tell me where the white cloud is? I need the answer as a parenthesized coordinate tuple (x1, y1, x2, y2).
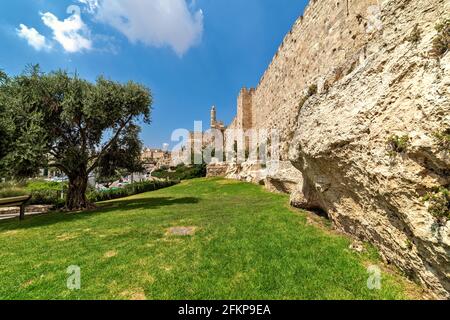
(41, 5, 92, 53)
(78, 0, 100, 14)
(16, 24, 51, 51)
(79, 0, 203, 56)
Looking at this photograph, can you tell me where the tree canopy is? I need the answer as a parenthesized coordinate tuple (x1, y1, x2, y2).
(0, 70, 14, 176)
(0, 65, 152, 209)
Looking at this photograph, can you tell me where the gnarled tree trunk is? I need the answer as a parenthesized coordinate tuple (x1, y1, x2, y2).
(66, 168, 92, 211)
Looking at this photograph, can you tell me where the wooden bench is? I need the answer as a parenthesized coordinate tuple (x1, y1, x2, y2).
(0, 195, 32, 220)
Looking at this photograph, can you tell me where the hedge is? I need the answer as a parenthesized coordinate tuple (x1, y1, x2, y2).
(152, 164, 206, 181)
(0, 179, 179, 207)
(87, 180, 179, 203)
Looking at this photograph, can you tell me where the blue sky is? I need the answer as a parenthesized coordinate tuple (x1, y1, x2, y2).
(0, 0, 308, 149)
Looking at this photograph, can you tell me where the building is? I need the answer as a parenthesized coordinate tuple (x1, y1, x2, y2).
(141, 148, 172, 173)
(210, 105, 226, 132)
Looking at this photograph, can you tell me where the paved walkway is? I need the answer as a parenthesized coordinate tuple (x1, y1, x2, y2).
(0, 205, 52, 221)
(0, 210, 50, 221)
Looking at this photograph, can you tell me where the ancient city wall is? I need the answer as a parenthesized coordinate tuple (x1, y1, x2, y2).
(253, 0, 380, 154)
(221, 0, 450, 298)
(237, 88, 254, 132)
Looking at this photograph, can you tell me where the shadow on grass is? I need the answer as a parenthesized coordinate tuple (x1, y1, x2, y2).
(98, 196, 200, 213)
(0, 196, 200, 231)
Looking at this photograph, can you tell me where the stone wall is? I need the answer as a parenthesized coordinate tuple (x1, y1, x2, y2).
(222, 0, 450, 297)
(289, 0, 449, 298)
(206, 163, 228, 178)
(248, 0, 380, 158)
(224, 0, 382, 187)
(237, 88, 254, 132)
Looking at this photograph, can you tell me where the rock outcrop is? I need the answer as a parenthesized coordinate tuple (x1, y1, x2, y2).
(221, 0, 450, 297)
(289, 0, 450, 298)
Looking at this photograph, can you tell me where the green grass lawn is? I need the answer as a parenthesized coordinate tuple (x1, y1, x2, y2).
(0, 178, 420, 300)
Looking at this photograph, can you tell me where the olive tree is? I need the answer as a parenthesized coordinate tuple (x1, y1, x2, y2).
(0, 66, 152, 210)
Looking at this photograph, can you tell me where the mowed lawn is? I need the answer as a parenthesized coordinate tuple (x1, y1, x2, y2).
(0, 178, 419, 300)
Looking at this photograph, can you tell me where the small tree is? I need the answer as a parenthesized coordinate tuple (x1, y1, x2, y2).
(0, 66, 152, 210)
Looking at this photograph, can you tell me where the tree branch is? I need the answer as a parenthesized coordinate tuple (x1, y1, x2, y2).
(87, 115, 133, 174)
(77, 114, 87, 156)
(49, 162, 70, 175)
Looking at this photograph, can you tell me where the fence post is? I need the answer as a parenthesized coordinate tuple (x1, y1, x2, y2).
(19, 204, 25, 221)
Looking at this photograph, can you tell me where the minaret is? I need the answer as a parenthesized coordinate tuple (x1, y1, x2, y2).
(210, 105, 217, 128)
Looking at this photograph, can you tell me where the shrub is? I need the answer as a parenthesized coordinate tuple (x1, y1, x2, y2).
(1, 179, 177, 207)
(24, 180, 67, 207)
(430, 19, 450, 59)
(298, 96, 309, 110)
(387, 135, 410, 157)
(0, 187, 29, 198)
(87, 180, 178, 203)
(0, 185, 63, 207)
(433, 129, 450, 152)
(307, 84, 318, 96)
(407, 24, 421, 44)
(152, 164, 206, 181)
(29, 189, 65, 208)
(25, 180, 67, 192)
(298, 84, 318, 110)
(423, 187, 450, 224)
(405, 239, 414, 250)
(0, 181, 21, 189)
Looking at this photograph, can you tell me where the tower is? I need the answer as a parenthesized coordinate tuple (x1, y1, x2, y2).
(210, 105, 217, 128)
(237, 87, 254, 132)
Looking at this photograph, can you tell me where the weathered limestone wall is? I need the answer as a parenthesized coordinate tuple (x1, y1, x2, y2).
(222, 0, 450, 297)
(289, 0, 449, 298)
(225, 0, 382, 187)
(206, 163, 228, 178)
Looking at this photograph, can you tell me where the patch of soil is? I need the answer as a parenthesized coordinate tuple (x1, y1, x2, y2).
(1, 230, 20, 236)
(167, 226, 197, 236)
(0, 205, 52, 215)
(104, 250, 118, 258)
(120, 289, 146, 300)
(142, 273, 155, 284)
(21, 279, 34, 288)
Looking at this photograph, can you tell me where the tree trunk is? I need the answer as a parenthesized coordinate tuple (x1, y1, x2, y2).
(66, 169, 92, 211)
